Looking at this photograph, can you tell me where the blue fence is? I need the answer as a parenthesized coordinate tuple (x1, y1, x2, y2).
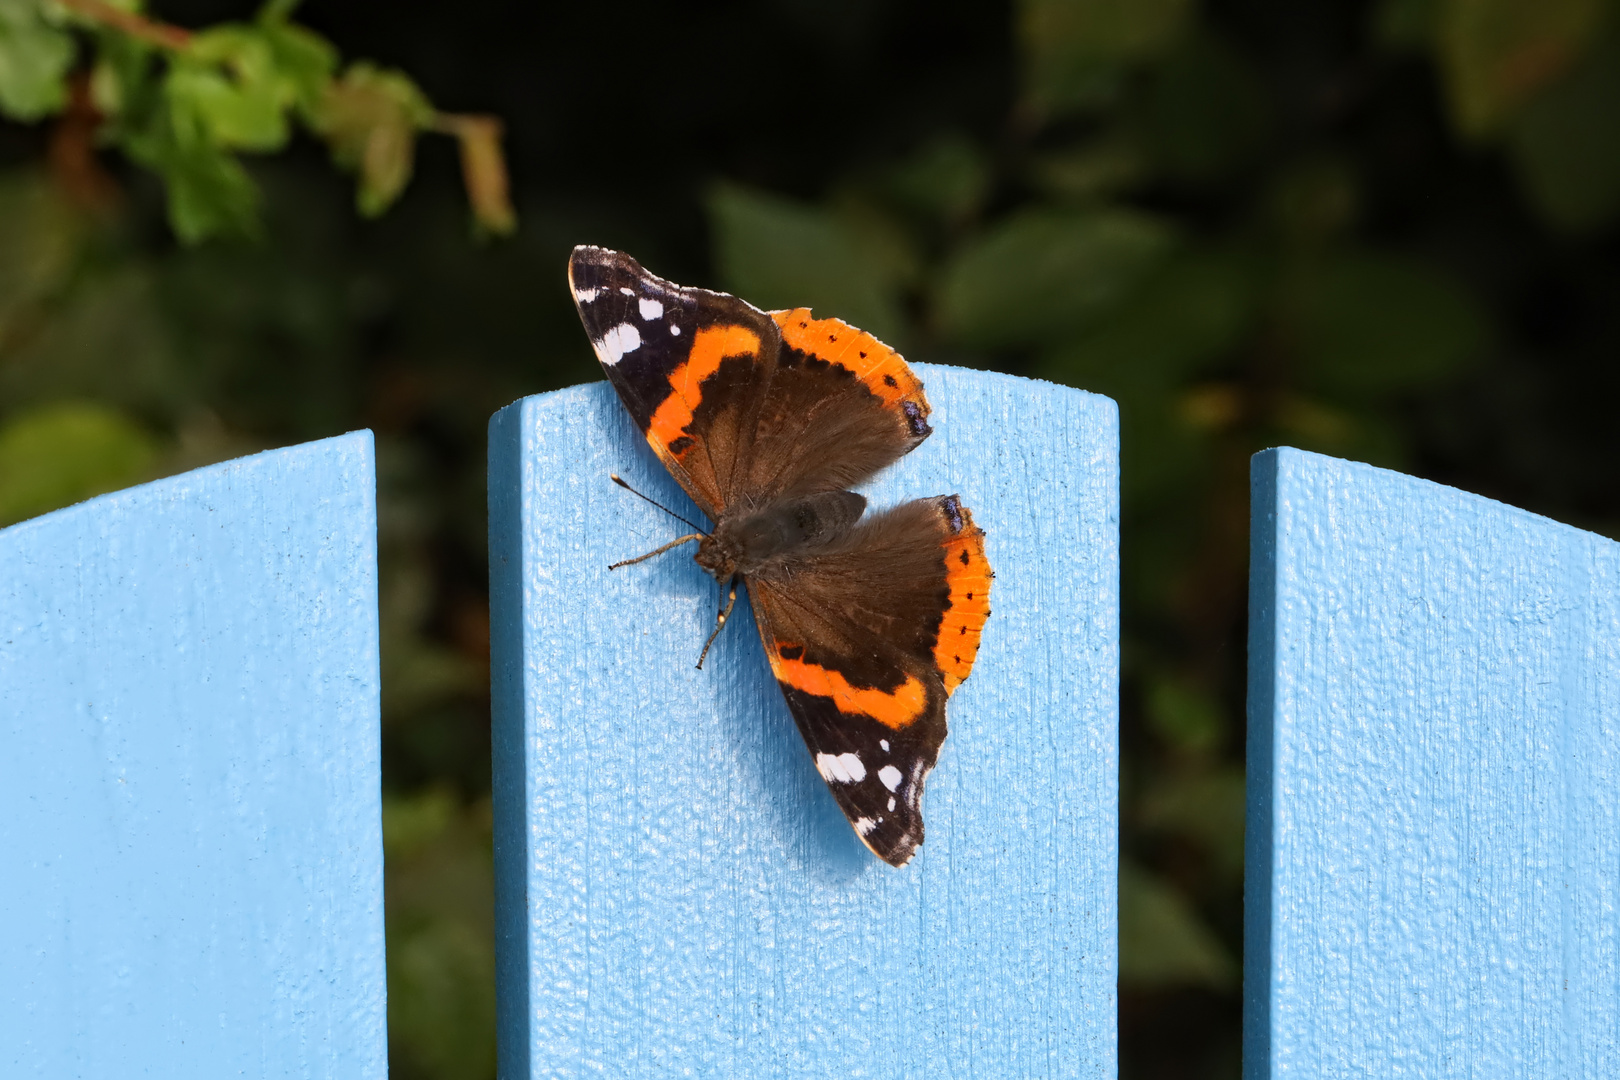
(5, 382, 1617, 1078)
(1246, 447, 1620, 1079)
(0, 432, 385, 1077)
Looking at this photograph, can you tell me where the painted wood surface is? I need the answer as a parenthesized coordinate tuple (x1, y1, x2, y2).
(1246, 447, 1620, 1079)
(489, 365, 1119, 1079)
(0, 433, 386, 1078)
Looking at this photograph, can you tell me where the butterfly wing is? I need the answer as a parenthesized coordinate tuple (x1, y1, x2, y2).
(748, 495, 992, 866)
(569, 246, 935, 514)
(737, 309, 934, 501)
(569, 245, 780, 519)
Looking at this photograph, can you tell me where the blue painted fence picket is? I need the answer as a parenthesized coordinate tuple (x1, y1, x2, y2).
(0, 433, 386, 1079)
(1245, 447, 1620, 1079)
(488, 366, 1120, 1080)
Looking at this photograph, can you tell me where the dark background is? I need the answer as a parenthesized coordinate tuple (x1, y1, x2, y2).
(4, 1, 1619, 1076)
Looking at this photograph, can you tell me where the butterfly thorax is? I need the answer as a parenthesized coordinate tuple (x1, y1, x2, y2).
(695, 490, 867, 582)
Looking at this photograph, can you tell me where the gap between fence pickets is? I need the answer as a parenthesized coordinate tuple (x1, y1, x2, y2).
(487, 404, 533, 1080)
(1242, 447, 1281, 1080)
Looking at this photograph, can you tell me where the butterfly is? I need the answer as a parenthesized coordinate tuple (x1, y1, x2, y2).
(568, 246, 991, 867)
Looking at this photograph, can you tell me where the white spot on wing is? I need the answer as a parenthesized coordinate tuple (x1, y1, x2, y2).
(878, 765, 904, 792)
(888, 797, 896, 811)
(597, 323, 641, 364)
(880, 740, 890, 752)
(669, 324, 681, 336)
(639, 297, 664, 321)
(815, 752, 866, 784)
(619, 287, 635, 296)
(574, 286, 601, 303)
(855, 817, 877, 836)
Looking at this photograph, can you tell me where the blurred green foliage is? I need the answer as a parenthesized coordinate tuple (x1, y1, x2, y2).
(0, 0, 511, 240)
(4, 1, 1620, 1077)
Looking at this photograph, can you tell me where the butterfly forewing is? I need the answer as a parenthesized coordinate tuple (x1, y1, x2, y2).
(569, 245, 777, 519)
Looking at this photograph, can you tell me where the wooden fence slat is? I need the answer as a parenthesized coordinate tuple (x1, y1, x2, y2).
(0, 433, 385, 1078)
(1246, 447, 1620, 1078)
(489, 365, 1119, 1079)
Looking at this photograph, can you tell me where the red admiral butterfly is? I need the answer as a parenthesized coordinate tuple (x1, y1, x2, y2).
(569, 246, 991, 867)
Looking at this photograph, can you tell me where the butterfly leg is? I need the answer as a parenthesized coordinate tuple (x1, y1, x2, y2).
(608, 533, 703, 570)
(696, 576, 739, 669)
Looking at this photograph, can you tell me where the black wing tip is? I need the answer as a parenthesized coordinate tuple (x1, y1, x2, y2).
(567, 245, 637, 291)
(870, 833, 922, 867)
(569, 244, 635, 269)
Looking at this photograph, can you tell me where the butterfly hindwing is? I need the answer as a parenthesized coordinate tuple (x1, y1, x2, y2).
(736, 310, 933, 502)
(749, 496, 991, 866)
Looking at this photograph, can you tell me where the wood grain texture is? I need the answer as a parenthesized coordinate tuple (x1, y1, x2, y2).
(1246, 447, 1620, 1079)
(489, 364, 1119, 1079)
(0, 434, 385, 1078)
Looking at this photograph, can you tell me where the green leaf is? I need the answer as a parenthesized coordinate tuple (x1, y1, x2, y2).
(1374, 0, 1441, 50)
(309, 63, 433, 218)
(256, 0, 306, 23)
(1437, 0, 1606, 135)
(1019, 0, 1193, 114)
(166, 63, 288, 152)
(1037, 248, 1256, 502)
(88, 32, 157, 119)
(880, 133, 990, 225)
(1137, 768, 1247, 881)
(1135, 34, 1269, 184)
(1294, 252, 1489, 398)
(1039, 247, 1257, 386)
(1029, 138, 1145, 203)
(138, 133, 262, 243)
(0, 402, 160, 526)
(1507, 36, 1620, 231)
(0, 264, 184, 412)
(937, 207, 1174, 349)
(449, 116, 517, 238)
(171, 153, 260, 243)
(1119, 860, 1236, 989)
(0, 170, 85, 341)
(383, 789, 496, 1080)
(1146, 678, 1224, 753)
(0, 0, 75, 121)
(255, 5, 339, 118)
(708, 183, 907, 343)
(167, 27, 295, 152)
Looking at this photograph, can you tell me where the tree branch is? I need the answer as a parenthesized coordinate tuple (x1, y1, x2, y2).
(55, 0, 193, 52)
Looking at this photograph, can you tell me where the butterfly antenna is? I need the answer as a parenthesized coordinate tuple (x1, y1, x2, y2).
(610, 473, 708, 534)
(608, 533, 704, 571)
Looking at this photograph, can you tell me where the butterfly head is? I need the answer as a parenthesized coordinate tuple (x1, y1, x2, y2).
(693, 532, 740, 582)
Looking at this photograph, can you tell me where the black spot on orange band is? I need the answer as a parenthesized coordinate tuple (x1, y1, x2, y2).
(770, 309, 930, 422)
(935, 498, 991, 695)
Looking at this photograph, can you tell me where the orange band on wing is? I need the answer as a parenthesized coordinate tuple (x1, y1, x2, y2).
(773, 651, 928, 730)
(937, 507, 991, 695)
(645, 324, 762, 457)
(771, 309, 928, 417)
